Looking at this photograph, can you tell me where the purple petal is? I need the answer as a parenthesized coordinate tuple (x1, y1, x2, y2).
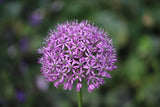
(76, 82, 82, 92)
(88, 84, 95, 93)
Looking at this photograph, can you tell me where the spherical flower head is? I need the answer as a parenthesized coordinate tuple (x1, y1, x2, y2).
(38, 20, 117, 93)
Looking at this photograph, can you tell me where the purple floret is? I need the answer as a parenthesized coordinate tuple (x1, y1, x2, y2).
(38, 20, 117, 93)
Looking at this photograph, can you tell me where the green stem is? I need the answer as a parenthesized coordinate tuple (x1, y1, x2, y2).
(78, 88, 82, 107)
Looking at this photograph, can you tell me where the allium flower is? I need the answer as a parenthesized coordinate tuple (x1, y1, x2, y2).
(35, 75, 49, 91)
(29, 10, 44, 26)
(15, 90, 26, 103)
(38, 20, 117, 93)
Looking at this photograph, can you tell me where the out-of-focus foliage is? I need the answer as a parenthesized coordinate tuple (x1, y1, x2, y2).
(0, 0, 160, 107)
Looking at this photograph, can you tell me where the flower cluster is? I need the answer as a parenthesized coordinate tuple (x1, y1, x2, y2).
(38, 20, 117, 93)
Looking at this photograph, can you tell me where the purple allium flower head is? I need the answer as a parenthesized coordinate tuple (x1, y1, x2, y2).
(35, 75, 48, 92)
(29, 11, 43, 26)
(15, 90, 26, 103)
(38, 20, 117, 93)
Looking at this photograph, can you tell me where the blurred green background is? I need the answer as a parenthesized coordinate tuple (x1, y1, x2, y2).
(0, 0, 160, 107)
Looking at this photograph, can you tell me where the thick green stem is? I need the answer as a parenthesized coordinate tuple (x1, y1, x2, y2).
(78, 89, 82, 107)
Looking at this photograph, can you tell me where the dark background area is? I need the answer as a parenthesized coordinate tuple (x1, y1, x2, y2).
(0, 0, 160, 107)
